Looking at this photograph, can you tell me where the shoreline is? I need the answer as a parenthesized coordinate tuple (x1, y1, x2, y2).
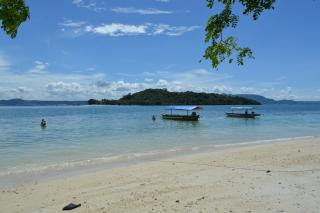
(1, 137, 320, 212)
(0, 135, 316, 189)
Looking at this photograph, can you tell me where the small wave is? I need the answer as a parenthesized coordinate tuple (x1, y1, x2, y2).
(214, 136, 315, 148)
(0, 154, 128, 177)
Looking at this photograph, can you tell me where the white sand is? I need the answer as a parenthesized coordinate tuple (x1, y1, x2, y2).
(1, 138, 320, 213)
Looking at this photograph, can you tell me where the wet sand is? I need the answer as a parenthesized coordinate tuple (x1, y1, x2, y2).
(1, 138, 320, 213)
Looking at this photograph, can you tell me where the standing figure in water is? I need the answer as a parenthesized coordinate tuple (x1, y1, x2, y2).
(40, 118, 47, 128)
(152, 115, 156, 121)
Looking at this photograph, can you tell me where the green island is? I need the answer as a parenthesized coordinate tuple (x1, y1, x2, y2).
(88, 89, 260, 105)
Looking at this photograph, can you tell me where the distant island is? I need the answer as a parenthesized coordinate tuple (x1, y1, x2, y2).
(88, 89, 260, 105)
(237, 94, 320, 105)
(0, 99, 87, 106)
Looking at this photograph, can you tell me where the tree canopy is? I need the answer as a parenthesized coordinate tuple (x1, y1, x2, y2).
(0, 0, 29, 38)
(204, 0, 275, 68)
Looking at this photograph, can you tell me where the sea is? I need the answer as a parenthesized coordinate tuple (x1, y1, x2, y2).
(0, 104, 319, 186)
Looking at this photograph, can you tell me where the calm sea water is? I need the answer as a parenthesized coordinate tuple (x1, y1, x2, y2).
(0, 104, 319, 176)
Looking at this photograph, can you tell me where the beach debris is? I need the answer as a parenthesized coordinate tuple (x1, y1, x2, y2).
(266, 170, 271, 173)
(62, 203, 81, 211)
(197, 196, 205, 201)
(176, 200, 180, 203)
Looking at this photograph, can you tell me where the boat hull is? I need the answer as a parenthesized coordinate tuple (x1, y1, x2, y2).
(162, 114, 199, 121)
(226, 113, 260, 119)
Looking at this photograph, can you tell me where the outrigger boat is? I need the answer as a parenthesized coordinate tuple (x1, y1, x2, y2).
(162, 106, 202, 121)
(226, 107, 261, 119)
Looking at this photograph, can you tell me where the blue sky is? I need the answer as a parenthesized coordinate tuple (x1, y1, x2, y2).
(0, 0, 319, 100)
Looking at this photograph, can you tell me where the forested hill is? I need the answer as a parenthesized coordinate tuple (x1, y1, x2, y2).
(88, 89, 260, 105)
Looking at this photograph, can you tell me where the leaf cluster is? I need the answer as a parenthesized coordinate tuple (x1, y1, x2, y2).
(0, 0, 29, 38)
(205, 0, 275, 68)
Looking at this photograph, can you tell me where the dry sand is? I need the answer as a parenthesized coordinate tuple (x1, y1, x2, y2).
(1, 138, 320, 213)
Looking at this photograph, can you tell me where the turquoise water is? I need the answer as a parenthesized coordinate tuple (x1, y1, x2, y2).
(0, 104, 319, 176)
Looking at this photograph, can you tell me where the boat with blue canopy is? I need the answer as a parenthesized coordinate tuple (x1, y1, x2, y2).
(226, 106, 261, 118)
(162, 106, 202, 121)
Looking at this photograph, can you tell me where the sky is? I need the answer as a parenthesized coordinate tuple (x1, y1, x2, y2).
(0, 0, 319, 101)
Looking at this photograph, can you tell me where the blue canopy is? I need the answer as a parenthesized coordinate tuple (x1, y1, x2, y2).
(165, 106, 202, 111)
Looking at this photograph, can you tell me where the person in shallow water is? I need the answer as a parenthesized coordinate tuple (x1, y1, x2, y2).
(152, 115, 156, 121)
(40, 118, 46, 127)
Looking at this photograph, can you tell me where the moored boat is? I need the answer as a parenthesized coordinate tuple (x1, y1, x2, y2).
(162, 106, 202, 121)
(226, 107, 261, 118)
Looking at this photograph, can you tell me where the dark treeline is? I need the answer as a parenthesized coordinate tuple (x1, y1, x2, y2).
(88, 89, 260, 105)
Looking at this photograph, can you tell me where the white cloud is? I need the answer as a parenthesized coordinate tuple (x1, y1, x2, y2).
(142, 72, 155, 77)
(112, 7, 172, 15)
(193, 69, 211, 75)
(71, 0, 105, 12)
(238, 87, 271, 97)
(111, 81, 145, 92)
(275, 76, 287, 81)
(277, 86, 297, 100)
(173, 69, 232, 82)
(152, 24, 200, 36)
(156, 79, 169, 87)
(46, 81, 82, 97)
(144, 78, 154, 82)
(27, 61, 49, 74)
(0, 86, 33, 100)
(155, 0, 170, 2)
(0, 58, 107, 100)
(0, 56, 150, 100)
(61, 21, 200, 37)
(239, 87, 255, 94)
(0, 52, 10, 72)
(86, 67, 96, 72)
(0, 53, 318, 101)
(85, 23, 148, 36)
(60, 20, 86, 28)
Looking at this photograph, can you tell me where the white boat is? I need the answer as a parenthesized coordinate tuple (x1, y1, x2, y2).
(226, 107, 261, 118)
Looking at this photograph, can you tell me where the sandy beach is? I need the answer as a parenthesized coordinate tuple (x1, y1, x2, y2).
(1, 138, 320, 213)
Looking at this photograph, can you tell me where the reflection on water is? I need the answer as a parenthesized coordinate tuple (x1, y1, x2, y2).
(163, 119, 200, 128)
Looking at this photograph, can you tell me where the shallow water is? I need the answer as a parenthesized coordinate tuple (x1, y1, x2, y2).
(0, 104, 319, 176)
